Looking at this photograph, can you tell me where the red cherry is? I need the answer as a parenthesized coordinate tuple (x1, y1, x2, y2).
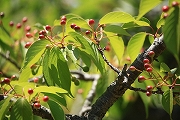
(26, 32, 33, 38)
(163, 13, 168, 19)
(105, 45, 110, 51)
(33, 102, 41, 109)
(138, 76, 146, 83)
(3, 78, 11, 84)
(39, 30, 47, 35)
(144, 63, 151, 69)
(143, 59, 149, 64)
(11, 75, 17, 80)
(22, 17, 28, 23)
(172, 1, 179, 7)
(33, 77, 39, 83)
(60, 20, 66, 25)
(88, 19, 95, 26)
(70, 23, 76, 29)
(162, 5, 169, 12)
(146, 85, 153, 91)
(39, 34, 45, 39)
(28, 88, 33, 95)
(74, 26, 81, 32)
(45, 25, 51, 31)
(129, 66, 136, 71)
(148, 51, 155, 57)
(25, 26, 31, 32)
(61, 16, 67, 21)
(42, 96, 49, 102)
(146, 91, 152, 97)
(85, 30, 91, 35)
(146, 67, 153, 72)
(16, 23, 22, 29)
(25, 42, 32, 48)
(9, 21, 14, 27)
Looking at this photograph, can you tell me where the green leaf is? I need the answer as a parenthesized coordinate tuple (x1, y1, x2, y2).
(69, 32, 105, 73)
(34, 86, 67, 94)
(127, 32, 147, 62)
(66, 17, 91, 33)
(47, 100, 65, 120)
(163, 7, 180, 63)
(43, 92, 67, 107)
(22, 40, 50, 69)
(137, 0, 162, 20)
(99, 11, 135, 25)
(106, 33, 124, 60)
(162, 89, 173, 117)
(156, 17, 165, 29)
(54, 14, 81, 26)
(122, 17, 150, 29)
(160, 62, 171, 72)
(43, 48, 55, 86)
(18, 66, 31, 82)
(66, 47, 78, 66)
(10, 98, 32, 120)
(43, 47, 72, 95)
(78, 49, 92, 67)
(0, 96, 13, 120)
(55, 48, 72, 95)
(104, 25, 131, 36)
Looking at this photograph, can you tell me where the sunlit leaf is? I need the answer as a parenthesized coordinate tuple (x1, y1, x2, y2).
(104, 25, 131, 36)
(160, 62, 171, 72)
(137, 0, 162, 20)
(127, 32, 147, 62)
(10, 98, 32, 120)
(0, 96, 13, 120)
(122, 16, 150, 29)
(18, 66, 31, 82)
(162, 89, 173, 118)
(43, 47, 72, 96)
(43, 92, 67, 107)
(47, 100, 65, 120)
(22, 40, 50, 69)
(34, 86, 67, 94)
(66, 17, 91, 33)
(99, 11, 135, 25)
(163, 7, 180, 63)
(156, 17, 165, 29)
(69, 32, 105, 73)
(106, 33, 124, 60)
(43, 48, 55, 86)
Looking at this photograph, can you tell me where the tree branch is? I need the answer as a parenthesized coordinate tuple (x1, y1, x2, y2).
(86, 35, 166, 120)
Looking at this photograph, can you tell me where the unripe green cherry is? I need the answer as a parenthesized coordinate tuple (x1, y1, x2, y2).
(74, 80, 80, 86)
(82, 66, 89, 72)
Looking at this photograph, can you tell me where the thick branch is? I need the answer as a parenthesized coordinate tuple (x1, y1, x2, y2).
(87, 35, 166, 120)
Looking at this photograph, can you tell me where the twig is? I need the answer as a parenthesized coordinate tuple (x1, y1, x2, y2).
(128, 86, 164, 94)
(97, 44, 120, 74)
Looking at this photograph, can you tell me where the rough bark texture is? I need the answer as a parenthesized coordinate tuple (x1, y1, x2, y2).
(86, 35, 166, 120)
